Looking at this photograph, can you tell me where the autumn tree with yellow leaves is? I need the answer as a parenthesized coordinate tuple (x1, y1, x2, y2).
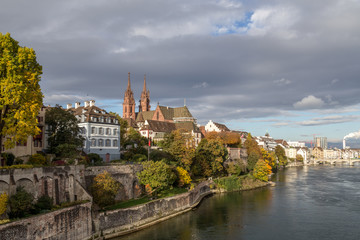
(0, 33, 43, 162)
(91, 171, 120, 208)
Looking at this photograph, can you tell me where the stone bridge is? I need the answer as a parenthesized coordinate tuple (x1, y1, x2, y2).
(312, 159, 360, 166)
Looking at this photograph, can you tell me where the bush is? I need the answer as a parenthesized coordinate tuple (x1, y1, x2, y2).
(0, 192, 8, 217)
(14, 157, 24, 165)
(132, 154, 147, 162)
(214, 175, 244, 192)
(8, 186, 34, 219)
(91, 171, 120, 208)
(88, 153, 103, 165)
(34, 195, 53, 212)
(28, 154, 47, 166)
(149, 150, 175, 163)
(0, 164, 33, 169)
(1, 153, 15, 166)
(55, 144, 79, 158)
(176, 167, 191, 187)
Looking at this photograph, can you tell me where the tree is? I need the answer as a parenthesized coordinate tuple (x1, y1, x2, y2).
(0, 192, 8, 217)
(193, 138, 228, 177)
(45, 105, 84, 154)
(0, 33, 43, 162)
(244, 133, 261, 171)
(165, 129, 195, 171)
(8, 186, 34, 218)
(296, 154, 304, 163)
(137, 160, 176, 193)
(91, 171, 120, 208)
(176, 166, 191, 187)
(253, 159, 272, 182)
(275, 145, 288, 167)
(261, 148, 277, 170)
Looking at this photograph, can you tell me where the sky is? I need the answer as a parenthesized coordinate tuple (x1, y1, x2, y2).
(1, 0, 360, 145)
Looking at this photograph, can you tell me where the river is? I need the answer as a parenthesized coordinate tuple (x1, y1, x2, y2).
(117, 165, 360, 240)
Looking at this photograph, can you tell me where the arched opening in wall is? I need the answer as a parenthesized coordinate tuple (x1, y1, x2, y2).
(0, 180, 9, 195)
(132, 181, 142, 199)
(115, 182, 127, 201)
(16, 178, 34, 197)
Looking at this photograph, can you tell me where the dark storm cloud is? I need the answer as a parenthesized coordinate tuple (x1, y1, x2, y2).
(1, 0, 360, 124)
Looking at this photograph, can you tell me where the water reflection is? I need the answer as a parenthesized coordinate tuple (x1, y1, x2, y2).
(117, 165, 360, 240)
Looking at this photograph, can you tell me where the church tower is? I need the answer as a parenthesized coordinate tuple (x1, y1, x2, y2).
(139, 74, 151, 112)
(123, 72, 136, 120)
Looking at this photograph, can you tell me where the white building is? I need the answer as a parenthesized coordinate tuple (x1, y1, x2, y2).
(287, 141, 306, 148)
(204, 120, 230, 132)
(68, 100, 120, 162)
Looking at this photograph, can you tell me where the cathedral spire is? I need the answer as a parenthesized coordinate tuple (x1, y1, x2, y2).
(139, 73, 151, 112)
(143, 74, 147, 92)
(127, 72, 131, 90)
(123, 72, 136, 120)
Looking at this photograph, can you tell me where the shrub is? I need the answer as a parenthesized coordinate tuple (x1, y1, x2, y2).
(88, 153, 103, 165)
(214, 175, 244, 192)
(91, 171, 120, 208)
(132, 154, 147, 162)
(0, 164, 33, 169)
(0, 192, 8, 216)
(14, 157, 24, 165)
(176, 167, 191, 187)
(28, 154, 47, 166)
(34, 195, 53, 211)
(8, 186, 34, 218)
(253, 159, 272, 182)
(1, 153, 15, 166)
(55, 144, 79, 158)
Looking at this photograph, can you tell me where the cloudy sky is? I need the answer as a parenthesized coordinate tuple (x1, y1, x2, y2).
(1, 0, 360, 144)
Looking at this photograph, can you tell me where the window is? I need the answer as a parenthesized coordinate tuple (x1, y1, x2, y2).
(91, 127, 96, 134)
(105, 139, 111, 147)
(106, 128, 111, 135)
(113, 129, 117, 135)
(99, 127, 104, 135)
(98, 139, 104, 147)
(91, 139, 96, 147)
(113, 140, 118, 147)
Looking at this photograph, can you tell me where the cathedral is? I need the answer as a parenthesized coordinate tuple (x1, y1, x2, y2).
(122, 73, 201, 144)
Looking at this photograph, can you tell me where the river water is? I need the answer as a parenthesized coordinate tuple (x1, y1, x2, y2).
(117, 165, 360, 240)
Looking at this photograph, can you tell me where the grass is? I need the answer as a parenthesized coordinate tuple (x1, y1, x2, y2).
(104, 187, 188, 211)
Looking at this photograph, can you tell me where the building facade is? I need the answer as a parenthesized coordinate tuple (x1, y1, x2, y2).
(68, 100, 120, 162)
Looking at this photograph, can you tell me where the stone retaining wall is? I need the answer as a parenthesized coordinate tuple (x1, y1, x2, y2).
(0, 202, 92, 240)
(96, 181, 212, 239)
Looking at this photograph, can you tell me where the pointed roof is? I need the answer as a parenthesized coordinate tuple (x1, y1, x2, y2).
(127, 72, 131, 90)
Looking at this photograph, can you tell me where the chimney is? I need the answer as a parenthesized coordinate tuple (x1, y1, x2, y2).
(75, 102, 81, 109)
(84, 101, 90, 107)
(66, 103, 72, 109)
(90, 100, 95, 107)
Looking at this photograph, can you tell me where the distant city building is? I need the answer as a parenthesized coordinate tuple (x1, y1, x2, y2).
(204, 120, 230, 132)
(314, 137, 327, 149)
(287, 141, 306, 148)
(68, 100, 120, 162)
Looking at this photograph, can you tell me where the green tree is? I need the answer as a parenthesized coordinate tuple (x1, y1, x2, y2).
(253, 159, 272, 182)
(91, 171, 120, 208)
(275, 145, 288, 167)
(0, 33, 43, 162)
(165, 129, 195, 171)
(244, 133, 261, 171)
(296, 154, 304, 163)
(261, 148, 277, 171)
(8, 186, 34, 218)
(45, 105, 84, 154)
(247, 152, 260, 171)
(193, 138, 228, 177)
(137, 160, 176, 193)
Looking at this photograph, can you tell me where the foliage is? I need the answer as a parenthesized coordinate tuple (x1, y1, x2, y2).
(55, 143, 79, 159)
(14, 157, 23, 165)
(226, 159, 246, 176)
(91, 171, 120, 208)
(45, 105, 84, 154)
(176, 166, 191, 187)
(163, 129, 195, 171)
(0, 192, 8, 216)
(244, 133, 261, 158)
(8, 186, 34, 218)
(137, 160, 176, 193)
(132, 153, 147, 162)
(205, 131, 242, 147)
(296, 154, 304, 162)
(247, 152, 260, 171)
(214, 175, 245, 192)
(149, 149, 175, 163)
(1, 153, 15, 166)
(34, 195, 53, 212)
(87, 153, 103, 165)
(28, 153, 47, 165)
(275, 145, 288, 166)
(0, 33, 43, 156)
(192, 138, 228, 177)
(253, 159, 272, 182)
(0, 219, 10, 225)
(0, 164, 33, 169)
(124, 127, 147, 148)
(261, 148, 277, 170)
